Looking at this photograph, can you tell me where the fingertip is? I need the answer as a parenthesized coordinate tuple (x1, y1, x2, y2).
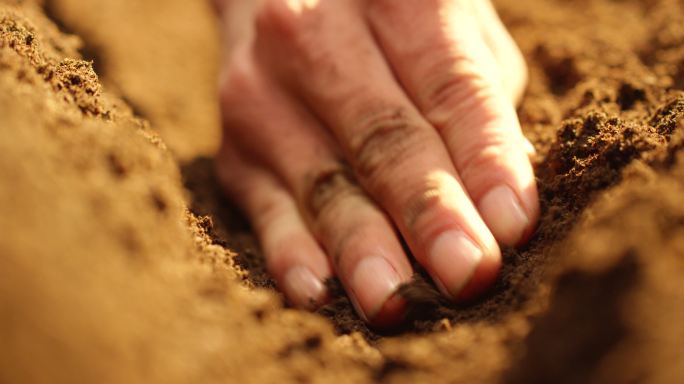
(427, 230, 483, 300)
(248, 196, 333, 310)
(367, 292, 408, 329)
(349, 256, 404, 322)
(478, 184, 531, 247)
(455, 247, 502, 301)
(426, 229, 502, 302)
(517, 181, 541, 246)
(269, 241, 333, 310)
(282, 265, 330, 309)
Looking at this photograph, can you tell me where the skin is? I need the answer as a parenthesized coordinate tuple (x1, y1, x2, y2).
(213, 0, 539, 327)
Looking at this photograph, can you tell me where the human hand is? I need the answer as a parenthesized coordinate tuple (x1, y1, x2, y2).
(214, 0, 538, 326)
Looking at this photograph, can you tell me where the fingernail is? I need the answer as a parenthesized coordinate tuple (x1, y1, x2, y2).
(478, 185, 530, 246)
(350, 256, 401, 321)
(283, 266, 326, 309)
(428, 230, 483, 299)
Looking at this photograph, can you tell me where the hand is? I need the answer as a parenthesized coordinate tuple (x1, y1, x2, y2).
(214, 0, 538, 326)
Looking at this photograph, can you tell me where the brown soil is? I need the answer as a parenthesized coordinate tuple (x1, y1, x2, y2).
(2, 0, 684, 383)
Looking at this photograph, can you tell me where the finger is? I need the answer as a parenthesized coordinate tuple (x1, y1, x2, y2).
(367, 0, 539, 247)
(470, 0, 535, 159)
(470, 0, 528, 104)
(215, 141, 331, 309)
(219, 55, 413, 325)
(253, 0, 501, 301)
(214, 0, 263, 60)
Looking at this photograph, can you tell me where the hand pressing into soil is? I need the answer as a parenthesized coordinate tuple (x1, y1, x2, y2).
(213, 0, 539, 327)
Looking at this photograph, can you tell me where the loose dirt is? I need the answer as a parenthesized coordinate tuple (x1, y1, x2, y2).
(2, 0, 684, 383)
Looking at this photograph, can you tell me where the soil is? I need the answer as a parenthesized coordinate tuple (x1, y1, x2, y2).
(2, 0, 684, 383)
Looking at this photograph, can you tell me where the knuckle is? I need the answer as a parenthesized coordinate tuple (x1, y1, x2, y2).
(254, 191, 290, 225)
(219, 60, 257, 108)
(218, 68, 260, 137)
(219, 74, 269, 143)
(348, 106, 428, 183)
(254, 0, 340, 80)
(255, 0, 299, 36)
(369, 0, 443, 15)
(422, 59, 498, 129)
(328, 225, 363, 270)
(255, 0, 318, 53)
(403, 186, 444, 233)
(303, 165, 362, 221)
(401, 172, 461, 239)
(456, 136, 512, 182)
(254, 0, 337, 81)
(219, 74, 246, 109)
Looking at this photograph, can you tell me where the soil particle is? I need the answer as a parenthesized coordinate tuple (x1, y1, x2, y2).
(318, 278, 379, 340)
(181, 157, 277, 289)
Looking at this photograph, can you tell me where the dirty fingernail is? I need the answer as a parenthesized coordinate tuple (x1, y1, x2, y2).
(478, 185, 530, 246)
(428, 230, 483, 299)
(351, 256, 401, 321)
(283, 266, 326, 309)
